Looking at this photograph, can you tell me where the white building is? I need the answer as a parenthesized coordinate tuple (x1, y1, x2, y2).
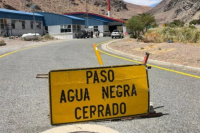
(0, 8, 44, 37)
(37, 12, 85, 39)
(64, 12, 127, 36)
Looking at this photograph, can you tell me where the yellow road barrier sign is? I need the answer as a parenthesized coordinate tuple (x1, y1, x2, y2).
(49, 64, 149, 125)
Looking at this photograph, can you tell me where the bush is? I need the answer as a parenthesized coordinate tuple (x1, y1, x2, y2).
(129, 34, 137, 39)
(189, 19, 200, 25)
(143, 26, 200, 43)
(0, 40, 6, 46)
(142, 28, 164, 43)
(166, 20, 185, 27)
(42, 34, 54, 40)
(189, 25, 196, 29)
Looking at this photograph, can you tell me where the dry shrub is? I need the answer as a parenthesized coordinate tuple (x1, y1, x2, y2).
(143, 27, 200, 43)
(42, 34, 54, 40)
(0, 40, 6, 46)
(143, 28, 163, 43)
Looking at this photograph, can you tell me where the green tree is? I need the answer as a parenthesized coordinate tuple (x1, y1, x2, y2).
(126, 14, 157, 38)
(126, 16, 144, 38)
(138, 13, 157, 31)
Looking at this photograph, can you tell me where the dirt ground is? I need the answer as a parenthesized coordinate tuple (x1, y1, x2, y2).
(0, 36, 63, 55)
(109, 38, 200, 68)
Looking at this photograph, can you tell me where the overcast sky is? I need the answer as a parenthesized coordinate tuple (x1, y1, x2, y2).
(124, 0, 162, 7)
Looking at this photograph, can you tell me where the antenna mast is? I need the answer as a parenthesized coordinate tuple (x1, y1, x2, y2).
(86, 0, 89, 28)
(107, 0, 111, 17)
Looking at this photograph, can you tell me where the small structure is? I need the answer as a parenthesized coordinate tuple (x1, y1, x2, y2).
(37, 12, 85, 39)
(64, 12, 126, 36)
(0, 8, 44, 37)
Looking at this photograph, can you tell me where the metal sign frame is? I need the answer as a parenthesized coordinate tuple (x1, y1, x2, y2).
(49, 64, 150, 125)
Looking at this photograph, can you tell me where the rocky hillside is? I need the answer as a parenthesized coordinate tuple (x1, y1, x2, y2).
(0, 0, 151, 20)
(148, 0, 200, 23)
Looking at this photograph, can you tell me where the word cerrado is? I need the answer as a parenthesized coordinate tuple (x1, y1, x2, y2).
(60, 69, 137, 120)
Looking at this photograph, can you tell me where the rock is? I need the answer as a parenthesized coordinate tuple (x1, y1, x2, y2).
(0, 0, 151, 20)
(148, 0, 200, 23)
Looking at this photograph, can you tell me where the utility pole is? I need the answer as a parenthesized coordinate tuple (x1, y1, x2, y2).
(30, 4, 36, 39)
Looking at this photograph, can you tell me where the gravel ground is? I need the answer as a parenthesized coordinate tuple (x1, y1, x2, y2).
(109, 38, 200, 68)
(0, 37, 67, 55)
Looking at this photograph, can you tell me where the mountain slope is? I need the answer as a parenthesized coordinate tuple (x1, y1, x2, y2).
(148, 0, 200, 23)
(0, 0, 151, 20)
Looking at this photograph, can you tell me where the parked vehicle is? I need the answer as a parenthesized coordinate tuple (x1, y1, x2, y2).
(111, 30, 124, 39)
(103, 31, 111, 37)
(75, 30, 88, 38)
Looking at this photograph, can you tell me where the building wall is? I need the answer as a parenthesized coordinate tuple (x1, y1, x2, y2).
(53, 33, 74, 40)
(48, 25, 61, 35)
(117, 26, 123, 31)
(123, 25, 127, 34)
(0, 18, 43, 36)
(81, 25, 85, 30)
(38, 12, 72, 26)
(109, 22, 123, 26)
(103, 25, 109, 31)
(88, 25, 108, 37)
(87, 18, 106, 26)
(37, 12, 85, 27)
(48, 24, 85, 39)
(48, 24, 85, 35)
(48, 25, 73, 39)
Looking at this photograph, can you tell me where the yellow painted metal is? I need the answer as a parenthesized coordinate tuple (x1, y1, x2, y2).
(49, 65, 149, 125)
(93, 44, 103, 66)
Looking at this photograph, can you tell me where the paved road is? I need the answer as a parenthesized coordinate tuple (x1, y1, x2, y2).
(0, 37, 199, 133)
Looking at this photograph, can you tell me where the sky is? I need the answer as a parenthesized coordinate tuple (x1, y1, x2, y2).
(124, 0, 162, 7)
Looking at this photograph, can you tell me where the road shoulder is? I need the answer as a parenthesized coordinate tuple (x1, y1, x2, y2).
(100, 38, 200, 72)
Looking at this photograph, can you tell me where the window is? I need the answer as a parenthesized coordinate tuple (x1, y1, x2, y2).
(94, 26, 98, 31)
(36, 21, 41, 29)
(72, 25, 81, 32)
(77, 25, 80, 31)
(60, 25, 71, 33)
(73, 25, 77, 32)
(11, 20, 15, 29)
(30, 21, 33, 29)
(0, 19, 4, 29)
(22, 21, 25, 29)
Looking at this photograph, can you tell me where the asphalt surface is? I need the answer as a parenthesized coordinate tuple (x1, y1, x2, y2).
(0, 37, 199, 133)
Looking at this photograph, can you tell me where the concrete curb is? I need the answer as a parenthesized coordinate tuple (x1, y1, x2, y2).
(101, 39, 200, 72)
